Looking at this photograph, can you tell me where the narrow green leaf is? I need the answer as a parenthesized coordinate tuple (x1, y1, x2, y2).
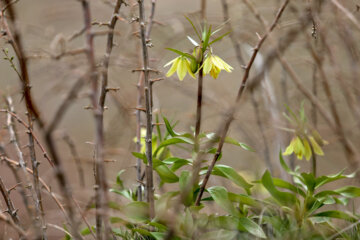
(315, 170, 355, 189)
(208, 186, 238, 217)
(202, 25, 212, 51)
(213, 165, 253, 193)
(179, 170, 193, 206)
(199, 229, 237, 240)
(150, 232, 166, 240)
(238, 217, 266, 239)
(228, 192, 261, 208)
(261, 170, 297, 206)
(163, 117, 178, 137)
(312, 210, 357, 222)
(185, 16, 201, 41)
(335, 186, 360, 198)
(124, 201, 149, 222)
(225, 137, 255, 152)
(273, 177, 306, 197)
(166, 48, 196, 61)
(132, 152, 147, 164)
(155, 165, 179, 183)
(153, 137, 192, 156)
(209, 31, 231, 45)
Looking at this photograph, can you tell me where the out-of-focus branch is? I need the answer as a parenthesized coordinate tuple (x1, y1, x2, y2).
(0, 0, 44, 128)
(331, 0, 360, 31)
(5, 96, 46, 239)
(0, 212, 27, 239)
(0, 177, 22, 237)
(80, 1, 110, 239)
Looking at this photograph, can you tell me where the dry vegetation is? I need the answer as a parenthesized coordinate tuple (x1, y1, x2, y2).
(0, 0, 360, 239)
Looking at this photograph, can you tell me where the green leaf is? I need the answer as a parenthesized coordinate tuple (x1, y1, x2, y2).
(110, 216, 126, 224)
(116, 169, 125, 189)
(80, 226, 95, 236)
(228, 192, 262, 208)
(150, 232, 166, 240)
(209, 31, 231, 45)
(166, 48, 196, 62)
(335, 186, 360, 198)
(207, 186, 238, 217)
(238, 217, 266, 239)
(199, 229, 237, 240)
(203, 25, 212, 51)
(279, 150, 293, 174)
(153, 137, 192, 156)
(225, 137, 255, 152)
(315, 170, 355, 189)
(300, 172, 316, 193)
(163, 157, 191, 171)
(179, 171, 193, 206)
(272, 178, 306, 197)
(185, 16, 201, 41)
(261, 170, 297, 206)
(148, 221, 167, 232)
(124, 201, 149, 222)
(163, 117, 178, 137)
(213, 165, 253, 194)
(132, 228, 152, 237)
(132, 152, 147, 164)
(312, 210, 357, 222)
(110, 189, 133, 200)
(155, 165, 179, 183)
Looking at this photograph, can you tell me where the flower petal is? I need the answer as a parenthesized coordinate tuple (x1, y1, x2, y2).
(283, 138, 296, 155)
(177, 57, 188, 80)
(214, 55, 233, 72)
(166, 57, 179, 77)
(310, 136, 324, 156)
(303, 139, 312, 161)
(186, 60, 196, 79)
(203, 56, 212, 74)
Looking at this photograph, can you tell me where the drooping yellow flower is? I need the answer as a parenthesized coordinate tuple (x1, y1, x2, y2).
(283, 135, 328, 161)
(203, 54, 233, 79)
(164, 56, 195, 81)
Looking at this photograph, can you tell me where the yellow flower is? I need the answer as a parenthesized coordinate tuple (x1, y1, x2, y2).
(164, 56, 195, 81)
(283, 135, 328, 161)
(203, 54, 233, 79)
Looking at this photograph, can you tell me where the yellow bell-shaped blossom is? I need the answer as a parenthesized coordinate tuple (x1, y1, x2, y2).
(283, 134, 328, 161)
(203, 54, 233, 79)
(164, 56, 195, 81)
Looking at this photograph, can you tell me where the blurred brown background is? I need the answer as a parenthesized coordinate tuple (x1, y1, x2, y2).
(1, 0, 360, 238)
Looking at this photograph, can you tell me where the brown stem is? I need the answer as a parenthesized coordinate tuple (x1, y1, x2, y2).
(99, 0, 124, 108)
(138, 0, 155, 218)
(195, 67, 203, 139)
